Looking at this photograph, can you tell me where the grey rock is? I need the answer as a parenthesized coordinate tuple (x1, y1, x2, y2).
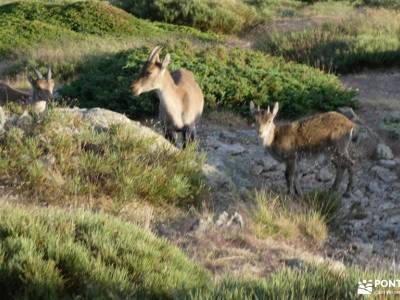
(367, 181, 382, 194)
(217, 143, 245, 155)
(371, 165, 397, 183)
(227, 212, 244, 228)
(375, 143, 394, 160)
(378, 159, 397, 169)
(215, 211, 229, 227)
(317, 166, 333, 182)
(353, 242, 374, 257)
(262, 156, 278, 171)
(252, 164, 264, 176)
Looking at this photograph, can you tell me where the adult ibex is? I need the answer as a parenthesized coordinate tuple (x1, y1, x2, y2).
(250, 102, 355, 196)
(0, 68, 54, 113)
(131, 46, 204, 148)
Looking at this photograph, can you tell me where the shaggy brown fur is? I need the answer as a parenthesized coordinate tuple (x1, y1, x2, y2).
(0, 83, 30, 105)
(251, 102, 355, 196)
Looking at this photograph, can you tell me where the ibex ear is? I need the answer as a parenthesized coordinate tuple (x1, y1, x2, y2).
(34, 69, 43, 79)
(47, 67, 52, 80)
(161, 54, 171, 70)
(267, 106, 270, 114)
(272, 102, 279, 118)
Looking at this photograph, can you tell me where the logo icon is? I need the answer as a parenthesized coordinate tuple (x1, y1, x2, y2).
(358, 280, 373, 295)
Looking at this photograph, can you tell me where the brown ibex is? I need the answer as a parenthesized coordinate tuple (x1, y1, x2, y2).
(0, 68, 54, 113)
(131, 46, 204, 148)
(250, 101, 355, 196)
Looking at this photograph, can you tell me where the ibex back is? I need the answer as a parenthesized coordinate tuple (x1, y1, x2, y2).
(251, 102, 355, 196)
(0, 68, 54, 113)
(131, 46, 204, 148)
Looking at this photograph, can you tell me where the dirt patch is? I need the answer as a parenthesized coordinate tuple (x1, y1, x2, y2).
(341, 70, 400, 155)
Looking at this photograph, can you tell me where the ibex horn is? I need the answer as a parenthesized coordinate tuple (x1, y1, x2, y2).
(34, 69, 43, 79)
(47, 67, 52, 80)
(148, 46, 162, 63)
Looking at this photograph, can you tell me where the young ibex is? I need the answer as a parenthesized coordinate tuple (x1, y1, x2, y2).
(0, 68, 54, 113)
(131, 46, 204, 148)
(250, 102, 355, 196)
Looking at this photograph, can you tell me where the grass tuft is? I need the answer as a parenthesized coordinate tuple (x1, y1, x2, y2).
(0, 106, 204, 209)
(251, 190, 328, 244)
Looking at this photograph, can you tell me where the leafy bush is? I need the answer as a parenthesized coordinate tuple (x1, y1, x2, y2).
(255, 10, 400, 73)
(110, 0, 259, 34)
(0, 106, 204, 208)
(60, 44, 354, 118)
(0, 205, 209, 299)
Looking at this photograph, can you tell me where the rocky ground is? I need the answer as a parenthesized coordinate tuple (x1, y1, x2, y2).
(194, 71, 400, 271)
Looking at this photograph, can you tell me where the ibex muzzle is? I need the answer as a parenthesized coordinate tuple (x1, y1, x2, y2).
(131, 46, 204, 148)
(251, 101, 355, 196)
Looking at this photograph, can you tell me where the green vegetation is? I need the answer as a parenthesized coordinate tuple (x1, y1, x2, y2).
(300, 190, 342, 224)
(1, 204, 395, 300)
(381, 113, 400, 139)
(60, 44, 354, 118)
(251, 190, 327, 243)
(192, 264, 397, 299)
(256, 9, 400, 73)
(110, 0, 260, 34)
(0, 204, 209, 299)
(0, 0, 218, 76)
(0, 106, 204, 209)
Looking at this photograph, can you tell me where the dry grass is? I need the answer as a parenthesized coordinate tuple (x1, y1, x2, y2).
(251, 190, 328, 245)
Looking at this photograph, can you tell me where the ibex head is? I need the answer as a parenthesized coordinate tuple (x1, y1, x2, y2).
(131, 46, 171, 96)
(28, 67, 55, 102)
(250, 101, 279, 139)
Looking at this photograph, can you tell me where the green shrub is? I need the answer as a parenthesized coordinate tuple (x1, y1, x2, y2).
(255, 10, 400, 73)
(352, 0, 400, 9)
(0, 106, 204, 208)
(189, 264, 398, 299)
(300, 190, 342, 224)
(0, 1, 217, 61)
(110, 0, 259, 34)
(0, 205, 209, 299)
(60, 44, 355, 118)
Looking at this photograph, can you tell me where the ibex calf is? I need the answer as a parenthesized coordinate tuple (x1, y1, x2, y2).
(0, 68, 54, 113)
(250, 102, 355, 196)
(131, 46, 204, 148)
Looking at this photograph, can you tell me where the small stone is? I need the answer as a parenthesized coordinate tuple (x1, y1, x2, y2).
(252, 164, 264, 176)
(353, 242, 374, 257)
(217, 143, 245, 155)
(378, 159, 397, 169)
(317, 166, 332, 182)
(262, 156, 278, 171)
(367, 181, 382, 194)
(375, 143, 394, 160)
(371, 165, 397, 183)
(215, 211, 229, 227)
(227, 212, 244, 228)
